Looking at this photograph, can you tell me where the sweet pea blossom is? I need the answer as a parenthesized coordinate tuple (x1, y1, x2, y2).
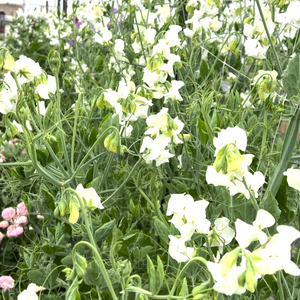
(284, 168, 300, 191)
(7, 225, 24, 237)
(18, 283, 46, 300)
(2, 207, 16, 220)
(168, 235, 195, 263)
(235, 209, 275, 248)
(207, 217, 235, 253)
(76, 184, 104, 210)
(17, 202, 27, 216)
(0, 275, 14, 292)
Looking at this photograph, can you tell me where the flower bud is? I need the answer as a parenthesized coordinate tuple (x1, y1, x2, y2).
(104, 131, 124, 155)
(147, 54, 164, 72)
(119, 97, 136, 114)
(192, 281, 210, 298)
(213, 143, 244, 174)
(74, 253, 87, 278)
(63, 267, 76, 281)
(68, 198, 79, 224)
(48, 50, 61, 75)
(221, 250, 239, 277)
(245, 267, 257, 292)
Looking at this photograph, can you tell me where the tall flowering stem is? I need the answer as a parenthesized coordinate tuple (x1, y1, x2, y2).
(64, 189, 118, 300)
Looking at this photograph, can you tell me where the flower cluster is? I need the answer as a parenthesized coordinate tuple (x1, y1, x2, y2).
(0, 202, 28, 240)
(207, 210, 300, 295)
(167, 194, 234, 262)
(206, 126, 265, 199)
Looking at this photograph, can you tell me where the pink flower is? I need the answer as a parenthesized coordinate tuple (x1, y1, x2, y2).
(0, 232, 4, 243)
(0, 275, 14, 292)
(0, 153, 5, 162)
(1, 207, 16, 220)
(7, 225, 24, 238)
(17, 202, 27, 216)
(15, 216, 28, 226)
(37, 215, 44, 219)
(0, 221, 9, 228)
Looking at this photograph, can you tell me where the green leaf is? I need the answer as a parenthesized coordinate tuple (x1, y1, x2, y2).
(178, 278, 189, 299)
(153, 217, 169, 246)
(42, 188, 55, 211)
(147, 256, 164, 295)
(83, 261, 102, 286)
(200, 60, 209, 80)
(66, 277, 81, 300)
(94, 219, 116, 243)
(282, 54, 300, 98)
(88, 127, 98, 146)
(198, 118, 208, 144)
(27, 270, 46, 287)
(61, 255, 73, 268)
(259, 191, 281, 223)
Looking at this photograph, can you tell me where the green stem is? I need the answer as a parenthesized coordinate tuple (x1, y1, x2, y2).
(65, 188, 118, 300)
(102, 157, 143, 205)
(257, 104, 268, 171)
(71, 93, 82, 172)
(169, 257, 207, 297)
(242, 177, 260, 211)
(254, 0, 282, 76)
(62, 126, 121, 186)
(55, 73, 72, 175)
(277, 271, 284, 300)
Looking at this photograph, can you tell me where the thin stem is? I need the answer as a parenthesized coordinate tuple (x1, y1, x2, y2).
(65, 188, 118, 300)
(102, 157, 143, 205)
(55, 73, 72, 175)
(62, 126, 121, 186)
(254, 0, 282, 76)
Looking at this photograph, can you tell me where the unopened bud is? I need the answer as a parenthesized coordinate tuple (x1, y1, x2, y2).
(221, 250, 239, 277)
(48, 50, 61, 75)
(68, 198, 79, 224)
(104, 131, 124, 155)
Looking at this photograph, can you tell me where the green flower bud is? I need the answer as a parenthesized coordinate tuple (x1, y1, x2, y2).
(63, 267, 76, 281)
(48, 50, 61, 75)
(104, 131, 124, 155)
(147, 54, 164, 72)
(213, 143, 244, 174)
(3, 51, 15, 73)
(192, 281, 210, 297)
(68, 198, 79, 224)
(221, 250, 239, 277)
(119, 97, 136, 114)
(245, 267, 257, 292)
(237, 270, 246, 287)
(0, 48, 14, 73)
(74, 253, 87, 278)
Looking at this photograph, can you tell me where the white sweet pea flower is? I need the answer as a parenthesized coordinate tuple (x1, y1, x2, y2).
(213, 126, 247, 153)
(76, 184, 104, 210)
(235, 209, 275, 248)
(165, 25, 182, 47)
(159, 54, 181, 78)
(208, 217, 235, 253)
(140, 135, 174, 166)
(144, 28, 157, 45)
(253, 225, 300, 276)
(166, 193, 194, 216)
(168, 235, 195, 263)
(284, 168, 300, 191)
(164, 80, 184, 102)
(14, 55, 42, 83)
(206, 260, 246, 296)
(35, 75, 56, 99)
(244, 39, 268, 59)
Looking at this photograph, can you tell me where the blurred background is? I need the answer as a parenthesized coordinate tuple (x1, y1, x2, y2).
(0, 0, 75, 17)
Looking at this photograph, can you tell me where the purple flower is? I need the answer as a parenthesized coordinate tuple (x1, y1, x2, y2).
(111, 7, 118, 14)
(69, 38, 75, 47)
